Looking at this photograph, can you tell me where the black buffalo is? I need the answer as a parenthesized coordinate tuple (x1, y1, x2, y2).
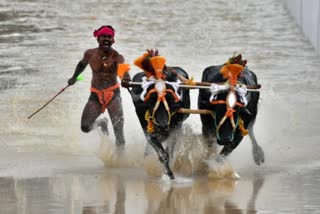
(198, 65, 264, 165)
(128, 67, 190, 179)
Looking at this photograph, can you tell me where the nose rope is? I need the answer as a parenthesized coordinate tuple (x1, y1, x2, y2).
(144, 85, 180, 133)
(211, 100, 244, 141)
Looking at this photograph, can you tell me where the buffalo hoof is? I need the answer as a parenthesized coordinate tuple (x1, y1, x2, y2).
(167, 171, 175, 180)
(164, 163, 175, 180)
(115, 139, 126, 152)
(252, 144, 265, 165)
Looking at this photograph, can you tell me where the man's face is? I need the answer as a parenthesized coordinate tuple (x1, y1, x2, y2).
(98, 34, 114, 51)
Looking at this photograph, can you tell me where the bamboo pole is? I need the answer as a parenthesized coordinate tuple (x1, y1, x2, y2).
(127, 81, 260, 92)
(178, 108, 213, 115)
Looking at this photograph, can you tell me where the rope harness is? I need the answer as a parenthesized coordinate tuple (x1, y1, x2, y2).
(209, 82, 248, 140)
(143, 80, 180, 133)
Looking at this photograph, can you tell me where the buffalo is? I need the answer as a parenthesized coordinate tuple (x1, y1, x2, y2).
(127, 67, 190, 179)
(198, 63, 264, 165)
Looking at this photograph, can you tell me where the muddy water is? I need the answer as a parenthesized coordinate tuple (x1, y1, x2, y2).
(1, 0, 320, 213)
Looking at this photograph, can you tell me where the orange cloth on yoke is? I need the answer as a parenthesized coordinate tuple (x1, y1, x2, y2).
(90, 83, 120, 113)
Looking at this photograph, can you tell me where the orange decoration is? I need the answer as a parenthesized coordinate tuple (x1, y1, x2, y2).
(147, 119, 155, 133)
(117, 63, 130, 79)
(149, 56, 166, 79)
(145, 111, 155, 133)
(133, 53, 149, 70)
(220, 64, 244, 85)
(239, 119, 249, 136)
(90, 83, 120, 113)
(225, 108, 235, 118)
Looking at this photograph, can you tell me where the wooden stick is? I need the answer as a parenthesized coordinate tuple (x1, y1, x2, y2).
(127, 81, 260, 92)
(186, 81, 261, 89)
(27, 85, 70, 119)
(166, 68, 261, 89)
(178, 108, 213, 115)
(178, 84, 260, 92)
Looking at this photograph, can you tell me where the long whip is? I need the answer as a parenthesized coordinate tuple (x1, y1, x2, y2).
(27, 74, 84, 119)
(27, 85, 70, 119)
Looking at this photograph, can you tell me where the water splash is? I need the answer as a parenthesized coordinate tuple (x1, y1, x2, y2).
(205, 154, 240, 179)
(97, 133, 144, 168)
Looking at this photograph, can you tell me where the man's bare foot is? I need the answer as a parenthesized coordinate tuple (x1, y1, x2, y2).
(116, 141, 125, 152)
(97, 118, 109, 135)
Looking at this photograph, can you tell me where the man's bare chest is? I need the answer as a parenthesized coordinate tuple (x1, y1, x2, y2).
(89, 54, 115, 73)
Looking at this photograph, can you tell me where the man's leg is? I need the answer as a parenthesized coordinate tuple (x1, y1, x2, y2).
(107, 93, 125, 148)
(81, 99, 103, 133)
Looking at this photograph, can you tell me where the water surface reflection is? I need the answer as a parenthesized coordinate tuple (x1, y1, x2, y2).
(0, 169, 267, 214)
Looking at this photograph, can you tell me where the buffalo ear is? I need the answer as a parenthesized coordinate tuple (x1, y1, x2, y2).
(240, 107, 252, 116)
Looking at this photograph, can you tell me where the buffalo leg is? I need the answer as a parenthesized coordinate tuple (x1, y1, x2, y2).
(149, 137, 175, 179)
(220, 133, 243, 157)
(202, 124, 218, 158)
(142, 130, 155, 156)
(248, 120, 265, 165)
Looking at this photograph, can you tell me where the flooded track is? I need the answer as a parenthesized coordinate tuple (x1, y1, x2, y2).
(1, 0, 320, 213)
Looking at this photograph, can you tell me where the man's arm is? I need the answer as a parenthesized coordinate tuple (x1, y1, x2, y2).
(115, 54, 125, 64)
(68, 57, 88, 86)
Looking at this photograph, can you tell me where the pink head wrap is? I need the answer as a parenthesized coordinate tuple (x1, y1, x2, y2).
(93, 26, 115, 38)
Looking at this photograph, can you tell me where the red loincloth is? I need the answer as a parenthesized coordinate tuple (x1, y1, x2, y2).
(90, 83, 120, 113)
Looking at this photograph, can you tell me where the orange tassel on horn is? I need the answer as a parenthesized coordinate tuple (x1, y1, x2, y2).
(150, 56, 166, 79)
(133, 53, 149, 70)
(117, 63, 131, 79)
(220, 64, 244, 85)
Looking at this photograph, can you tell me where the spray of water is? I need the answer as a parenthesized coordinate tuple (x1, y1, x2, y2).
(118, 124, 240, 179)
(97, 133, 145, 168)
(172, 126, 240, 179)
